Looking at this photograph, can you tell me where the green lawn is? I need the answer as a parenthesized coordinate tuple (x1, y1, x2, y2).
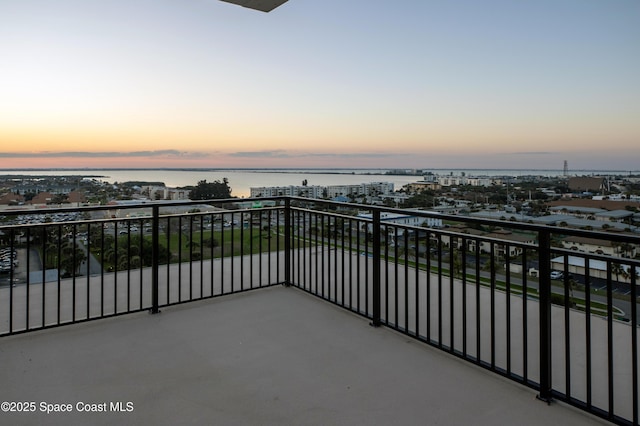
(160, 226, 286, 263)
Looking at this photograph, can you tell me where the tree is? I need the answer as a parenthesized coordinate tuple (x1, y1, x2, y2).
(401, 190, 435, 208)
(60, 241, 87, 277)
(188, 179, 232, 200)
(451, 249, 464, 278)
(611, 263, 631, 283)
(52, 193, 68, 204)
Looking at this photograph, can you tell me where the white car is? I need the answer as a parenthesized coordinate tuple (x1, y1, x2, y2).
(550, 271, 564, 280)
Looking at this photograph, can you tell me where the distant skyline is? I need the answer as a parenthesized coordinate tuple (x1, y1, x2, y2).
(1, 0, 638, 170)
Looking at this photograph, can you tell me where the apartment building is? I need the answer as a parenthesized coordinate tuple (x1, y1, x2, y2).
(250, 185, 324, 198)
(437, 176, 498, 187)
(325, 182, 394, 198)
(250, 182, 393, 199)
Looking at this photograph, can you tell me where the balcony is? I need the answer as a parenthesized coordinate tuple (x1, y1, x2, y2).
(1, 197, 638, 424)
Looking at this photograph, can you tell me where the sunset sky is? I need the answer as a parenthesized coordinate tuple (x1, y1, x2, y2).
(1, 0, 638, 170)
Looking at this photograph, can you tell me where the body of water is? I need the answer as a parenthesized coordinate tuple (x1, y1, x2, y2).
(0, 168, 633, 198)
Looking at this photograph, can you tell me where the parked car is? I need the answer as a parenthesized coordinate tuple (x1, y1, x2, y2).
(550, 270, 564, 280)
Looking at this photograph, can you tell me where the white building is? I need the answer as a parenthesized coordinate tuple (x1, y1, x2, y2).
(437, 176, 497, 187)
(251, 182, 394, 199)
(250, 185, 323, 198)
(561, 236, 637, 258)
(143, 186, 191, 201)
(325, 182, 394, 198)
(551, 255, 640, 283)
(357, 211, 442, 237)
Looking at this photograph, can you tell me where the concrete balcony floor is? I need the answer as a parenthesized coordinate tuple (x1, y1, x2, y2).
(1, 286, 607, 426)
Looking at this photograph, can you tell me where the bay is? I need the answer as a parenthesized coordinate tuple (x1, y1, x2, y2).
(0, 168, 630, 198)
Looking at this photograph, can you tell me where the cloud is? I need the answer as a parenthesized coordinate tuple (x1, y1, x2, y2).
(307, 153, 394, 159)
(228, 150, 292, 158)
(510, 151, 556, 155)
(229, 150, 409, 159)
(0, 150, 211, 158)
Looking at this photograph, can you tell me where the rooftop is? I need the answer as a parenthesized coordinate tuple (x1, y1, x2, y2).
(1, 286, 605, 426)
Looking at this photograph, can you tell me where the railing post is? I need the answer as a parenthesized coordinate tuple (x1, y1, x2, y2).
(151, 205, 160, 314)
(537, 228, 552, 402)
(284, 198, 291, 286)
(370, 209, 381, 327)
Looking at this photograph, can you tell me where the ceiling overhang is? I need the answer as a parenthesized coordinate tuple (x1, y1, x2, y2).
(220, 0, 289, 12)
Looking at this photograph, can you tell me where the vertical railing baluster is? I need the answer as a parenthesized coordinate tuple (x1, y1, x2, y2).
(341, 217, 346, 307)
(210, 214, 215, 301)
(563, 254, 571, 399)
(86, 224, 90, 319)
(394, 227, 398, 327)
(356, 218, 361, 313)
(72, 223, 77, 322)
(415, 230, 421, 339)
(370, 209, 381, 327)
(405, 227, 409, 333)
(438, 235, 443, 349)
(151, 205, 160, 314)
(475, 239, 481, 364)
(631, 266, 638, 426)
(348, 218, 353, 309)
(450, 236, 455, 353)
(364, 215, 368, 314)
(606, 261, 614, 420)
(462, 236, 467, 358)
(240, 210, 245, 290)
(284, 198, 291, 286)
(537, 229, 552, 403)
(490, 243, 496, 370)
(41, 227, 46, 328)
(585, 258, 592, 409)
(220, 213, 225, 295)
(522, 248, 529, 384)
(303, 208, 307, 289)
(178, 216, 183, 302)
(126, 222, 131, 311)
(268, 209, 272, 286)
(189, 215, 194, 300)
(9, 228, 15, 333)
(333, 216, 338, 303)
(229, 213, 235, 293)
(384, 226, 390, 324)
(169, 217, 173, 303)
(427, 232, 433, 344)
(138, 223, 143, 308)
(100, 222, 105, 317)
(200, 215, 204, 297)
(321, 214, 326, 298)
(313, 213, 320, 296)
(26, 227, 31, 330)
(57, 225, 62, 325)
(248, 211, 252, 288)
(114, 220, 119, 313)
(506, 243, 512, 376)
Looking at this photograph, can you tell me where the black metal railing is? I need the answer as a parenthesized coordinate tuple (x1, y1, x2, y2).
(0, 200, 287, 333)
(1, 196, 639, 425)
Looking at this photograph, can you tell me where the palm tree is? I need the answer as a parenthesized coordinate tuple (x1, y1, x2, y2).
(452, 250, 464, 278)
(129, 255, 141, 269)
(103, 248, 116, 264)
(567, 278, 578, 308)
(611, 263, 624, 283)
(60, 240, 87, 277)
(117, 255, 130, 271)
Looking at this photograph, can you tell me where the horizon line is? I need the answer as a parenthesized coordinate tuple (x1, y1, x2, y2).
(0, 167, 639, 172)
